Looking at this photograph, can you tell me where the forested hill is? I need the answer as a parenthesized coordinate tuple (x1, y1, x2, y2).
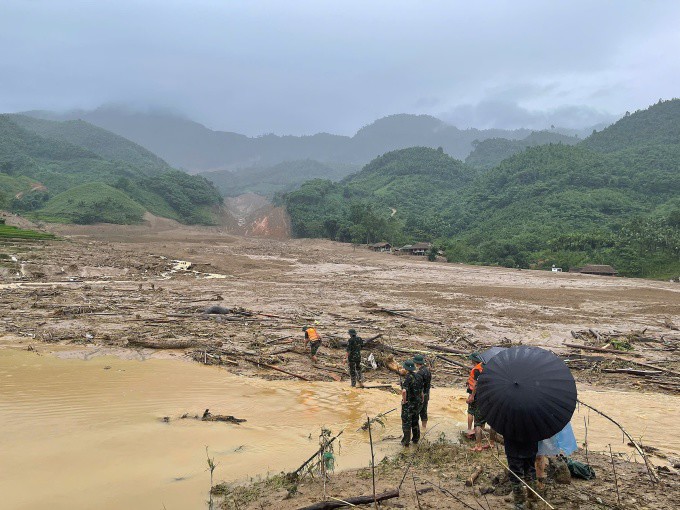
(10, 115, 172, 174)
(0, 115, 221, 225)
(24, 107, 595, 173)
(284, 100, 680, 279)
(285, 147, 475, 241)
(465, 130, 580, 169)
(581, 99, 680, 153)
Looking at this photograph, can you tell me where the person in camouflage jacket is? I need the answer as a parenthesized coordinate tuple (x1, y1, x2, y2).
(400, 359, 423, 446)
(346, 329, 364, 387)
(413, 354, 431, 430)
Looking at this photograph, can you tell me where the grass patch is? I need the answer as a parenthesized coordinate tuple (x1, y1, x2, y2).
(0, 224, 55, 240)
(212, 472, 298, 509)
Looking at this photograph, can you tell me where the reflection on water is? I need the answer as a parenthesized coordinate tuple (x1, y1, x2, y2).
(1, 348, 678, 510)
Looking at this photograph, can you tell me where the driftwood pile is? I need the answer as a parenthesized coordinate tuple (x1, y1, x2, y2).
(564, 327, 680, 393)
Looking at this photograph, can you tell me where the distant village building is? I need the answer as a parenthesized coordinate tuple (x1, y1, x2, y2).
(410, 242, 432, 256)
(392, 244, 410, 256)
(570, 264, 618, 276)
(369, 242, 392, 252)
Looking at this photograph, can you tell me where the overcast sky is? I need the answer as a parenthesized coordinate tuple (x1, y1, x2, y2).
(2, 1, 679, 135)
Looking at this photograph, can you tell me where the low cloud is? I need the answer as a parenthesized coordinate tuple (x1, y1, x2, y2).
(439, 100, 619, 131)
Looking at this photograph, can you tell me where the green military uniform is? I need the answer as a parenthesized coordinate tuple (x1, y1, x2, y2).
(414, 355, 431, 425)
(346, 329, 364, 387)
(401, 360, 423, 446)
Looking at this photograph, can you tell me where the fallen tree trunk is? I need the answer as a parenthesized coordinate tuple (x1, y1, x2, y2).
(618, 357, 680, 378)
(435, 354, 469, 370)
(128, 338, 200, 349)
(426, 344, 469, 355)
(243, 357, 310, 381)
(564, 342, 642, 357)
(601, 368, 662, 376)
(296, 489, 399, 510)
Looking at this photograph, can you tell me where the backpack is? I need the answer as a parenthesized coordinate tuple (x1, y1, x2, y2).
(566, 458, 596, 480)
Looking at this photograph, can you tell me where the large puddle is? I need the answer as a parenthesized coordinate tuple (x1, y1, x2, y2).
(1, 348, 678, 509)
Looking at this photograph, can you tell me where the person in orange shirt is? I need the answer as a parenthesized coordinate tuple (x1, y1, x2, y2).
(466, 352, 490, 451)
(302, 325, 322, 363)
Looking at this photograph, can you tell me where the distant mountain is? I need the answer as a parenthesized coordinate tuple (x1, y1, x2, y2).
(23, 106, 568, 173)
(0, 115, 222, 225)
(200, 159, 360, 197)
(285, 101, 680, 279)
(465, 130, 580, 169)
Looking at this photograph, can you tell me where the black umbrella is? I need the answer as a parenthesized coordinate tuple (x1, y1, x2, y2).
(479, 346, 506, 364)
(476, 346, 577, 442)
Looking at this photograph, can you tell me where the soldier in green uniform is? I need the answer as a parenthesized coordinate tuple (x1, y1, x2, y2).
(346, 329, 364, 388)
(413, 354, 431, 430)
(400, 359, 423, 446)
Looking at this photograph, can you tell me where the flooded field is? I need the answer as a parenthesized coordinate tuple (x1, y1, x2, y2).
(2, 348, 679, 510)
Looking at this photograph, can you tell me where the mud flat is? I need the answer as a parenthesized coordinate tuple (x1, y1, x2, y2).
(1, 222, 680, 508)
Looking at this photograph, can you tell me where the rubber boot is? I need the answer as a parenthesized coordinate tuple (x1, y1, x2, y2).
(512, 486, 526, 510)
(527, 481, 538, 503)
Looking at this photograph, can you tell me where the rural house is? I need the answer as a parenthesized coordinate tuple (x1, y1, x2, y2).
(409, 242, 432, 256)
(570, 264, 619, 276)
(369, 242, 392, 252)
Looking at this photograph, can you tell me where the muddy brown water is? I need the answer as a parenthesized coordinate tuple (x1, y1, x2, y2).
(1, 349, 678, 509)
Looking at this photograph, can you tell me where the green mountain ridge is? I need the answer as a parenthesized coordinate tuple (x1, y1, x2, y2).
(465, 130, 580, 169)
(0, 115, 222, 225)
(284, 99, 680, 279)
(23, 107, 599, 173)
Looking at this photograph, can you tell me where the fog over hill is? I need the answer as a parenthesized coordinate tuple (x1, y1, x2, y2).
(23, 107, 605, 176)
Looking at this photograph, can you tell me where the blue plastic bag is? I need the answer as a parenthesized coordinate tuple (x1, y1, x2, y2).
(537, 422, 577, 456)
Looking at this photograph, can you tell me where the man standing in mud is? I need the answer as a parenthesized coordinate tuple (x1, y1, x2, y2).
(466, 352, 484, 438)
(302, 325, 321, 363)
(400, 359, 423, 446)
(413, 354, 431, 430)
(504, 436, 538, 510)
(466, 352, 491, 451)
(346, 329, 364, 388)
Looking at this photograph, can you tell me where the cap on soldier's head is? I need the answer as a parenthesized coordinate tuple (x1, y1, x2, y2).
(302, 326, 309, 331)
(403, 360, 416, 371)
(348, 328, 357, 336)
(468, 352, 483, 363)
(413, 354, 425, 364)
